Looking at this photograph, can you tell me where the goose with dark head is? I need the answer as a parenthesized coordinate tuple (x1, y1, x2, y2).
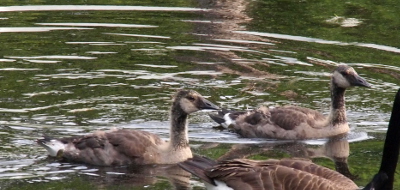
(210, 64, 371, 139)
(180, 88, 400, 190)
(37, 90, 219, 166)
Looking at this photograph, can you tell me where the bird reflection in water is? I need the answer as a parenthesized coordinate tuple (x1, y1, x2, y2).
(198, 135, 357, 179)
(71, 164, 192, 190)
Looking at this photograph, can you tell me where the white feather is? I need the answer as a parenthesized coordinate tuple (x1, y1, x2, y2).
(221, 113, 235, 128)
(205, 180, 234, 190)
(40, 139, 65, 157)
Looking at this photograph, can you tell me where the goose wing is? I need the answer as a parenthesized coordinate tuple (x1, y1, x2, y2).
(269, 106, 327, 130)
(210, 106, 329, 139)
(203, 158, 357, 190)
(59, 129, 164, 165)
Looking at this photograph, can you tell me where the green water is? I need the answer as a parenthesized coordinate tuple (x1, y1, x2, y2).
(0, 0, 399, 189)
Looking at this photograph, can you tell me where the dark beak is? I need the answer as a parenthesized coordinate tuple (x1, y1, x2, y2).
(199, 98, 220, 110)
(354, 75, 372, 88)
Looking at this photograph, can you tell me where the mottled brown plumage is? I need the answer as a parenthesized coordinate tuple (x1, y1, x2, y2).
(56, 129, 165, 165)
(180, 88, 400, 190)
(37, 90, 219, 166)
(209, 65, 371, 139)
(180, 156, 358, 190)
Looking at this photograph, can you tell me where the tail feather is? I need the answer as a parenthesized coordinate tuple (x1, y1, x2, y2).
(37, 136, 65, 157)
(37, 135, 54, 144)
(208, 113, 226, 125)
(209, 108, 246, 128)
(178, 155, 217, 186)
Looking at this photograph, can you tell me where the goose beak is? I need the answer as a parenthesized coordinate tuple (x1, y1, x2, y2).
(199, 98, 220, 110)
(354, 75, 372, 88)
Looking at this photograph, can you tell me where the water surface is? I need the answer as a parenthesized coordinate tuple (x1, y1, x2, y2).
(0, 0, 399, 189)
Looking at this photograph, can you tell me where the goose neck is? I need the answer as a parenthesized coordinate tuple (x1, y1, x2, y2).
(330, 82, 347, 124)
(169, 107, 189, 149)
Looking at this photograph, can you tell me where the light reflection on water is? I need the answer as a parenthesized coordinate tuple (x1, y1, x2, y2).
(235, 31, 400, 54)
(0, 5, 208, 12)
(36, 23, 158, 28)
(0, 27, 92, 33)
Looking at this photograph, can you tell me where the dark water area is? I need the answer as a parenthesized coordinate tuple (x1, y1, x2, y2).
(0, 0, 399, 189)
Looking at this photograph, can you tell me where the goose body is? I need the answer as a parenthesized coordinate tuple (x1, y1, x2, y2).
(180, 156, 358, 190)
(37, 90, 219, 166)
(210, 65, 371, 139)
(180, 88, 400, 190)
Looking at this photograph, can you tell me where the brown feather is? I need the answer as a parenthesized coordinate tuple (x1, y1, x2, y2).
(188, 158, 359, 190)
(38, 90, 220, 166)
(59, 129, 165, 165)
(210, 65, 371, 140)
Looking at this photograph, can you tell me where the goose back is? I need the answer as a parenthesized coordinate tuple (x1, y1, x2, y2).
(37, 90, 219, 166)
(49, 128, 194, 165)
(231, 106, 336, 139)
(180, 156, 358, 190)
(54, 129, 173, 165)
(209, 65, 371, 140)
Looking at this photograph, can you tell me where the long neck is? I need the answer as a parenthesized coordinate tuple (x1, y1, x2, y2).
(169, 105, 189, 150)
(378, 89, 400, 189)
(330, 81, 347, 125)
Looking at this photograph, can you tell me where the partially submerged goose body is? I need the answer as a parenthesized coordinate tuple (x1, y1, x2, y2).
(180, 88, 400, 190)
(210, 65, 371, 139)
(180, 156, 358, 190)
(37, 90, 219, 166)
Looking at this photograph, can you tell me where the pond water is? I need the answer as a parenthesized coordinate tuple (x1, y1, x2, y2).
(0, 0, 399, 189)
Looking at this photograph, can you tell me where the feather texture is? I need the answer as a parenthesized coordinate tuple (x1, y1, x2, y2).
(37, 90, 219, 166)
(180, 156, 358, 190)
(210, 65, 371, 139)
(180, 88, 400, 190)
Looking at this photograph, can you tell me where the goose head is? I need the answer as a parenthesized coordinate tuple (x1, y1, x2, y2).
(174, 90, 220, 114)
(332, 65, 372, 89)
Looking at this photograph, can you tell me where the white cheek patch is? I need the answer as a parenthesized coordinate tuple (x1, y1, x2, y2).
(333, 71, 351, 88)
(180, 99, 199, 114)
(348, 67, 357, 75)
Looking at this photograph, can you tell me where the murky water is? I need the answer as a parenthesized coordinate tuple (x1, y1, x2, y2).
(0, 0, 399, 189)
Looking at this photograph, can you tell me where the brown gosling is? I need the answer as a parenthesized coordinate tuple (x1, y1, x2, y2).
(210, 64, 371, 139)
(37, 90, 219, 166)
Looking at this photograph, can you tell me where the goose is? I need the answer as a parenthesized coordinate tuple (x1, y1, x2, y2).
(179, 88, 400, 190)
(210, 137, 357, 179)
(37, 90, 219, 166)
(210, 64, 371, 139)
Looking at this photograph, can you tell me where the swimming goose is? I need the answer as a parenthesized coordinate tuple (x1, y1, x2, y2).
(211, 137, 357, 179)
(37, 90, 219, 166)
(179, 88, 400, 190)
(210, 64, 371, 139)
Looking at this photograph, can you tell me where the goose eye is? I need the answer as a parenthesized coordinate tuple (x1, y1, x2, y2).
(341, 72, 349, 76)
(187, 96, 195, 102)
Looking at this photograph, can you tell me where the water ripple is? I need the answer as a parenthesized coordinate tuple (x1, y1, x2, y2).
(5, 55, 97, 60)
(0, 68, 41, 71)
(36, 22, 157, 28)
(104, 32, 170, 39)
(0, 5, 208, 12)
(213, 38, 275, 46)
(236, 31, 400, 53)
(0, 27, 92, 33)
(0, 96, 138, 113)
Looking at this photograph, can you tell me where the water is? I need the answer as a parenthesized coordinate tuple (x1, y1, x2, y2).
(0, 0, 399, 189)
